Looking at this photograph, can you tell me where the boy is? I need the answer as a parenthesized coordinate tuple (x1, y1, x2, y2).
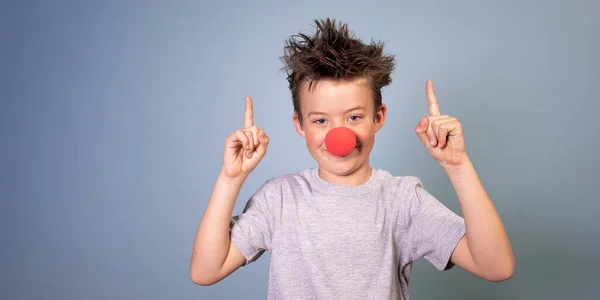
(191, 18, 514, 299)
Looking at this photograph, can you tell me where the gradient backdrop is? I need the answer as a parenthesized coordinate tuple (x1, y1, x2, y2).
(2, 0, 599, 299)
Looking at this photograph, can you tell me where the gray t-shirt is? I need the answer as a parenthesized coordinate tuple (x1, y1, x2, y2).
(230, 168, 466, 300)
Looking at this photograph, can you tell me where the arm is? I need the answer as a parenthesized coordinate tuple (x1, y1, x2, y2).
(444, 157, 514, 282)
(190, 173, 247, 285)
(415, 80, 514, 281)
(190, 96, 269, 285)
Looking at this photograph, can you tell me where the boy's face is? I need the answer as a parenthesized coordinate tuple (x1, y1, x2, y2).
(293, 78, 386, 183)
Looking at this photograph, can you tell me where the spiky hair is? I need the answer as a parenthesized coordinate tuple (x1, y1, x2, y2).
(281, 18, 395, 122)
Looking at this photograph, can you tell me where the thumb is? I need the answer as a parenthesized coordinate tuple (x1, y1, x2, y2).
(254, 129, 270, 159)
(414, 117, 430, 148)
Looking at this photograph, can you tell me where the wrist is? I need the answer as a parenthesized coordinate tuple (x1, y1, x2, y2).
(441, 154, 472, 175)
(218, 169, 247, 187)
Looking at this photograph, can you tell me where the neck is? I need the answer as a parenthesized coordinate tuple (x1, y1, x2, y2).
(318, 163, 372, 187)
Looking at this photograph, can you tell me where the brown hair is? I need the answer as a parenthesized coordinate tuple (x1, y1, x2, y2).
(281, 18, 395, 123)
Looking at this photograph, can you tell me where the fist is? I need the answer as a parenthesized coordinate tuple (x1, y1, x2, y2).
(222, 96, 270, 180)
(415, 81, 467, 166)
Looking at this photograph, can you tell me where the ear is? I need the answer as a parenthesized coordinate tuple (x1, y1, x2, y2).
(293, 112, 306, 138)
(374, 103, 387, 132)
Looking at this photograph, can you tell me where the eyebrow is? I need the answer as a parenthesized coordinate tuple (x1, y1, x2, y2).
(306, 106, 366, 118)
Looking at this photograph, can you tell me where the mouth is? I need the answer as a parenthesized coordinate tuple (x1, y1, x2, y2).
(324, 142, 362, 154)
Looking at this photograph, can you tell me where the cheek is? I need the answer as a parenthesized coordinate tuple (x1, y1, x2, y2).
(353, 127, 375, 145)
(305, 128, 327, 147)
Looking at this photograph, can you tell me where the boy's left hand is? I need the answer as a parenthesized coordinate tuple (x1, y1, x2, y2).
(415, 80, 468, 167)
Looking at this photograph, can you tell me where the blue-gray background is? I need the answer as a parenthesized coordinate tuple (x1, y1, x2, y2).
(2, 0, 599, 299)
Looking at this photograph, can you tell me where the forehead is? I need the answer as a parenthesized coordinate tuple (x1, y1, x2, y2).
(299, 78, 374, 114)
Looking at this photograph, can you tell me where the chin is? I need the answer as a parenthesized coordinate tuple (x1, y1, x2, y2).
(316, 146, 368, 176)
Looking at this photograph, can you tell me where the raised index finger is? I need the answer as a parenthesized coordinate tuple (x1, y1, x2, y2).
(244, 96, 254, 128)
(426, 80, 441, 116)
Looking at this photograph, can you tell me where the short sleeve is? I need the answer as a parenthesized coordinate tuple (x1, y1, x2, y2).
(230, 183, 275, 266)
(403, 178, 466, 271)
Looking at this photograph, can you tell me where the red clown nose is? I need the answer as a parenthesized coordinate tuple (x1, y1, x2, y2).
(325, 127, 357, 157)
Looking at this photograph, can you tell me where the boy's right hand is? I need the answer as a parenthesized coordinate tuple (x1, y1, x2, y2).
(221, 96, 269, 181)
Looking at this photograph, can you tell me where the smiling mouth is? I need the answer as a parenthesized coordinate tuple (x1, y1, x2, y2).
(323, 142, 362, 154)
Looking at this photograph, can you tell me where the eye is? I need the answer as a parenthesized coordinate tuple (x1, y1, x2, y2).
(313, 119, 326, 124)
(348, 115, 362, 122)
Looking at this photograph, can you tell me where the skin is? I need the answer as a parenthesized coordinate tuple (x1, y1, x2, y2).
(415, 80, 514, 281)
(190, 78, 514, 286)
(189, 96, 267, 285)
(292, 78, 386, 187)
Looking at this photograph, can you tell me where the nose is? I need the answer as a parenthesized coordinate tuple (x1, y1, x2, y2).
(325, 127, 357, 157)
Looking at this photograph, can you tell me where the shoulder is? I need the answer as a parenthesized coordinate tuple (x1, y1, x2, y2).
(372, 168, 425, 195)
(257, 168, 315, 195)
(371, 168, 435, 215)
